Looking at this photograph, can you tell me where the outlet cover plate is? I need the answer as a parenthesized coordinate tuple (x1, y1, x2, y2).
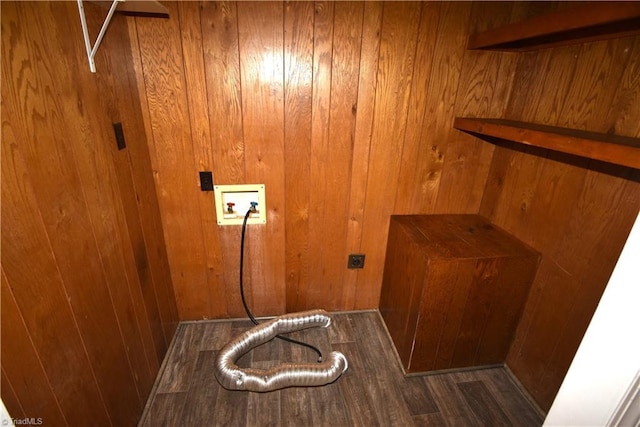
(214, 184, 266, 226)
(199, 171, 214, 191)
(348, 254, 365, 269)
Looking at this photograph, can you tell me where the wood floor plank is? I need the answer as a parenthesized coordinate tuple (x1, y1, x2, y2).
(424, 374, 482, 426)
(476, 368, 544, 426)
(302, 379, 351, 427)
(156, 324, 205, 393)
(250, 337, 281, 364)
(284, 329, 352, 427)
(213, 387, 249, 426)
(350, 312, 415, 425)
(141, 311, 545, 426)
(333, 342, 379, 426)
(326, 311, 359, 345)
(458, 380, 512, 426)
(139, 392, 187, 427)
(401, 376, 440, 416)
(413, 412, 448, 426)
(280, 386, 313, 426)
(179, 351, 221, 425)
(284, 323, 335, 363)
(198, 321, 232, 351)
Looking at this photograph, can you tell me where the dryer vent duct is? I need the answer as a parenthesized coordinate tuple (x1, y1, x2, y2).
(214, 309, 348, 392)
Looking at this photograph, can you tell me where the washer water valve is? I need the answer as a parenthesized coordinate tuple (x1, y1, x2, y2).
(214, 184, 267, 226)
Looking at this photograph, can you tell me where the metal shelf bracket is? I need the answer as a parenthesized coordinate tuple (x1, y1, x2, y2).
(77, 0, 121, 73)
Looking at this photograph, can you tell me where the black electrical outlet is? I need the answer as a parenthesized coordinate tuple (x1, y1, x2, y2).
(113, 122, 126, 150)
(347, 254, 365, 269)
(199, 171, 214, 191)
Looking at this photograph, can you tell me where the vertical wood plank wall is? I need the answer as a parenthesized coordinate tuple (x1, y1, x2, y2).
(129, 1, 639, 409)
(130, 0, 511, 319)
(1, 2, 178, 425)
(3, 0, 639, 420)
(479, 34, 640, 409)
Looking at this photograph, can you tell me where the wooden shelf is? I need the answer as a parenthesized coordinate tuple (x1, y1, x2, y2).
(89, 1, 169, 17)
(453, 118, 640, 169)
(468, 2, 640, 51)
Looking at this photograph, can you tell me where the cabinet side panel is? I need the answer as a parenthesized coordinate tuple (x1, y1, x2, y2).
(476, 255, 540, 365)
(450, 258, 502, 368)
(379, 220, 427, 368)
(410, 261, 467, 373)
(431, 260, 477, 370)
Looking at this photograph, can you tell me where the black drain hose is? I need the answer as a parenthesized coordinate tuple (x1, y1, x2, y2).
(239, 209, 324, 362)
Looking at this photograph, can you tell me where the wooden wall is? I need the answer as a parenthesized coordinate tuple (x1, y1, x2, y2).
(3, 0, 637, 420)
(1, 2, 178, 425)
(128, 1, 525, 320)
(128, 0, 640, 411)
(478, 32, 640, 409)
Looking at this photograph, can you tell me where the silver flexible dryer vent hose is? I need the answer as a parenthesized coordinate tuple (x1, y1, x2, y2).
(214, 309, 348, 392)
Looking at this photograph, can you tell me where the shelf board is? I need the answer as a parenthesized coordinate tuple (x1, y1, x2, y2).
(468, 2, 640, 51)
(89, 1, 169, 18)
(453, 118, 640, 169)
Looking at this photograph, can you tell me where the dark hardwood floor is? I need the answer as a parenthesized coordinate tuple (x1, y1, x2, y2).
(139, 310, 544, 426)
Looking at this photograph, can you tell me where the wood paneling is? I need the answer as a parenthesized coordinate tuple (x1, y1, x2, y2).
(238, 1, 287, 316)
(476, 17, 640, 410)
(130, 0, 516, 318)
(435, 2, 515, 214)
(342, 1, 383, 310)
(394, 2, 443, 215)
(320, 1, 363, 308)
(200, 1, 244, 317)
(356, 1, 423, 309)
(178, 1, 227, 320)
(8, 0, 632, 419)
(135, 1, 211, 319)
(1, 272, 68, 425)
(1, 1, 177, 424)
(284, 1, 314, 312)
(307, 0, 335, 313)
(126, 17, 639, 422)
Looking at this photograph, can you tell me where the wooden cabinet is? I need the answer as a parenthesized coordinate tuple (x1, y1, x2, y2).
(379, 215, 540, 374)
